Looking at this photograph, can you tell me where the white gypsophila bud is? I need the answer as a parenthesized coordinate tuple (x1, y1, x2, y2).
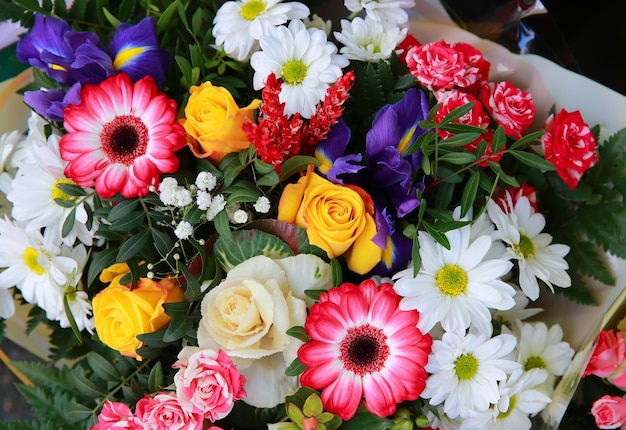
(172, 188, 193, 207)
(231, 209, 249, 224)
(206, 194, 227, 221)
(174, 221, 193, 240)
(196, 171, 218, 191)
(253, 196, 271, 214)
(196, 190, 213, 210)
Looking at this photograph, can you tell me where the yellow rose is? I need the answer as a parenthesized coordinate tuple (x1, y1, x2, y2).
(181, 81, 261, 163)
(277, 165, 382, 274)
(93, 265, 185, 360)
(197, 254, 330, 408)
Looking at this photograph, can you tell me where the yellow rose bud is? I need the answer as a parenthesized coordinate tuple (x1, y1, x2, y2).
(277, 165, 382, 274)
(93, 272, 185, 360)
(181, 81, 261, 163)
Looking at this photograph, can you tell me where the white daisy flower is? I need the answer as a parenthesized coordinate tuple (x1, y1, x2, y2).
(0, 130, 22, 173)
(57, 288, 94, 334)
(505, 321, 574, 391)
(212, 0, 310, 62)
(344, 0, 416, 26)
(0, 218, 82, 323)
(425, 404, 463, 430)
(303, 13, 331, 37)
(393, 224, 515, 335)
(459, 368, 552, 430)
(492, 289, 543, 330)
(487, 196, 571, 300)
(334, 16, 407, 62)
(0, 287, 15, 319)
(7, 135, 98, 246)
(422, 331, 521, 419)
(251, 19, 349, 118)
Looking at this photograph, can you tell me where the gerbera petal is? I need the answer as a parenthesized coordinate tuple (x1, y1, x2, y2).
(321, 372, 363, 420)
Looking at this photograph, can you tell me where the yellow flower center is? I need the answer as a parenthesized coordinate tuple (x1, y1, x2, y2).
(240, 0, 266, 20)
(524, 355, 546, 371)
(454, 353, 478, 380)
(282, 60, 308, 85)
(113, 46, 148, 70)
(52, 178, 78, 202)
(24, 247, 45, 275)
(435, 264, 468, 296)
(497, 395, 517, 420)
(515, 234, 535, 259)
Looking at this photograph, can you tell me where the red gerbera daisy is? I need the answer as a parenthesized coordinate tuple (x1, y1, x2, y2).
(298, 280, 432, 420)
(60, 73, 186, 199)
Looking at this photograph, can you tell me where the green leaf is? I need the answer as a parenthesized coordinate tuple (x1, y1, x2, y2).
(439, 102, 475, 125)
(213, 229, 294, 271)
(179, 263, 203, 302)
(437, 132, 482, 147)
(460, 171, 480, 218)
(109, 210, 146, 232)
(151, 228, 174, 256)
(86, 352, 122, 381)
(423, 222, 451, 250)
(56, 182, 87, 197)
(107, 199, 140, 222)
(509, 150, 555, 171)
(338, 412, 394, 430)
(148, 360, 164, 393)
(438, 151, 477, 165)
(509, 130, 545, 150)
(156, 0, 179, 34)
(331, 258, 343, 287)
(116, 229, 151, 262)
(101, 7, 120, 27)
(286, 326, 309, 342)
(87, 247, 118, 287)
(163, 310, 194, 343)
(279, 156, 319, 182)
(284, 357, 306, 377)
(491, 125, 507, 153)
(61, 207, 76, 238)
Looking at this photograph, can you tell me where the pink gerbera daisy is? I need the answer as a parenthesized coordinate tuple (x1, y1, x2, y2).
(298, 280, 432, 420)
(59, 73, 186, 198)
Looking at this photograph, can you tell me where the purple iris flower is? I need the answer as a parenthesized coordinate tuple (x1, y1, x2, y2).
(110, 18, 169, 84)
(366, 87, 430, 218)
(24, 82, 81, 122)
(315, 119, 364, 183)
(16, 14, 113, 86)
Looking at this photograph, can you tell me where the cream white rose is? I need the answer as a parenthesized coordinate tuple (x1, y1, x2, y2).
(197, 254, 331, 408)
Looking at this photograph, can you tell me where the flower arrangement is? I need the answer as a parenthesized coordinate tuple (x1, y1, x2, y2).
(1, 1, 626, 429)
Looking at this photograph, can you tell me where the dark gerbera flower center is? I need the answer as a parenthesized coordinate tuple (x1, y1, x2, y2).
(339, 324, 390, 375)
(100, 115, 149, 165)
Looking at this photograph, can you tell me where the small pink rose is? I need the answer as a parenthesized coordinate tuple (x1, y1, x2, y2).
(173, 346, 246, 422)
(541, 109, 598, 189)
(136, 392, 203, 430)
(481, 81, 535, 139)
(591, 395, 626, 429)
(584, 330, 626, 379)
(90, 401, 143, 430)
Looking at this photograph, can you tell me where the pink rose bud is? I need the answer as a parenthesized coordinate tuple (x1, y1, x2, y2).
(591, 395, 626, 429)
(584, 330, 626, 379)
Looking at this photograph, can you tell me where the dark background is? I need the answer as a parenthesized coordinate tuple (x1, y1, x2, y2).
(1, 0, 625, 423)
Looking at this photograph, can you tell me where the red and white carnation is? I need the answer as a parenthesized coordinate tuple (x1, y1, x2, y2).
(136, 392, 203, 430)
(541, 108, 599, 189)
(173, 346, 247, 421)
(91, 401, 144, 430)
(482, 80, 536, 139)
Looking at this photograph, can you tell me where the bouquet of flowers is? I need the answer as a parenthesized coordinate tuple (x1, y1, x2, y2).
(1, 0, 626, 429)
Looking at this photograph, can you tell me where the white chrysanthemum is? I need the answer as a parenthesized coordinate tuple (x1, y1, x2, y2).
(251, 19, 349, 118)
(334, 17, 406, 62)
(7, 113, 50, 171)
(393, 224, 515, 335)
(195, 171, 217, 191)
(7, 135, 98, 246)
(253, 196, 271, 213)
(207, 194, 227, 221)
(0, 130, 22, 173)
(212, 0, 310, 62)
(344, 0, 416, 26)
(459, 368, 552, 430)
(487, 196, 571, 300)
(425, 405, 463, 430)
(505, 321, 574, 391)
(423, 331, 521, 419)
(0, 218, 83, 324)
